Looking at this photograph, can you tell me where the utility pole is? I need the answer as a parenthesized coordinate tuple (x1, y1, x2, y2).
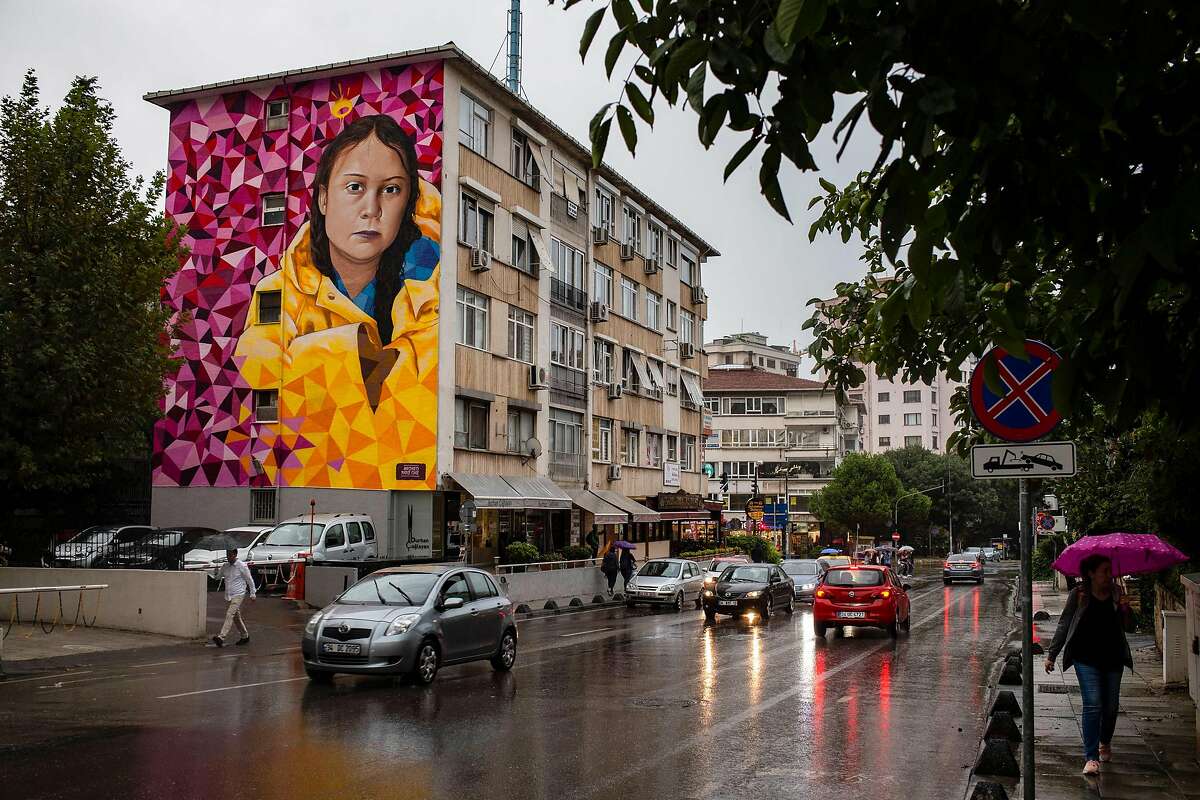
(947, 456, 954, 553)
(1019, 477, 1034, 800)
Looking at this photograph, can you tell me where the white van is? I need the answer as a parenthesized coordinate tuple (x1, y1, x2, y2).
(247, 513, 378, 568)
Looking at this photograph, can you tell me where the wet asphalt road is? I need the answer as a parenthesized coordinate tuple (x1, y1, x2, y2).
(1, 565, 1015, 800)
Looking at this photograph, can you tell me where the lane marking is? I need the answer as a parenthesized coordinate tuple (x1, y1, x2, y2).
(158, 676, 307, 699)
(131, 661, 177, 668)
(559, 628, 613, 638)
(38, 674, 133, 689)
(0, 670, 94, 686)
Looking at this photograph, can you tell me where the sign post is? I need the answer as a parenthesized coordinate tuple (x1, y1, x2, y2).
(969, 340, 1070, 800)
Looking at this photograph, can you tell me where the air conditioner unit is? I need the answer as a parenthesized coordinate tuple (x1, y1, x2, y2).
(566, 200, 579, 219)
(528, 364, 549, 390)
(620, 243, 636, 261)
(679, 342, 695, 360)
(592, 226, 608, 245)
(643, 257, 661, 275)
(691, 285, 707, 304)
(589, 302, 609, 322)
(471, 248, 492, 272)
(607, 464, 622, 481)
(607, 383, 623, 400)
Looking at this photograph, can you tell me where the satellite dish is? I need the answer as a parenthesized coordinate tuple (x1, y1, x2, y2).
(525, 437, 543, 458)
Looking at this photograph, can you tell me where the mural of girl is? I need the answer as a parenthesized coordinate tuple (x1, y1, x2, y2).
(237, 114, 441, 490)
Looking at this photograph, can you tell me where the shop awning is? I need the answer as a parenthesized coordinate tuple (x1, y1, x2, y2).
(447, 473, 527, 509)
(502, 476, 573, 510)
(567, 490, 628, 525)
(591, 490, 661, 523)
(657, 511, 712, 521)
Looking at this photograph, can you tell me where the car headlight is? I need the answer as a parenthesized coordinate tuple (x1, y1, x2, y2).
(304, 612, 323, 636)
(703, 590, 714, 597)
(658, 584, 676, 593)
(385, 614, 421, 636)
(801, 583, 815, 591)
(745, 591, 762, 599)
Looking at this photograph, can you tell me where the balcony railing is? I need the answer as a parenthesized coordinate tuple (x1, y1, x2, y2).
(550, 364, 588, 396)
(550, 278, 588, 312)
(549, 450, 588, 481)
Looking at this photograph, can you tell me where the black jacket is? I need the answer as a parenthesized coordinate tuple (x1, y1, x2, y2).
(601, 550, 619, 575)
(1047, 586, 1133, 672)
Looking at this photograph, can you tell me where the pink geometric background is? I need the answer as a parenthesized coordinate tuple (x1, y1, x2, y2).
(153, 60, 444, 488)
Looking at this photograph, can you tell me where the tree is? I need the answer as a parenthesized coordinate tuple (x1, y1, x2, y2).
(810, 452, 928, 539)
(0, 72, 182, 493)
(567, 1, 1200, 437)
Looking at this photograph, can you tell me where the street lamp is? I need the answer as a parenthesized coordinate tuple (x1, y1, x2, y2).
(893, 481, 945, 554)
(778, 448, 790, 560)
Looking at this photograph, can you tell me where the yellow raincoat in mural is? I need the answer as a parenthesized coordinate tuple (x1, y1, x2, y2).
(236, 181, 440, 490)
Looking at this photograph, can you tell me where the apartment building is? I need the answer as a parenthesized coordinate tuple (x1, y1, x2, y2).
(857, 368, 961, 453)
(706, 331, 802, 376)
(146, 44, 717, 564)
(702, 366, 862, 552)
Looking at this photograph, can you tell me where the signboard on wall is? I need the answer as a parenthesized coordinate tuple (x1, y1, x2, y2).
(664, 462, 682, 487)
(658, 492, 704, 511)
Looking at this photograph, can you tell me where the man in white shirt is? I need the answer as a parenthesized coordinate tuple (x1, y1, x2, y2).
(213, 548, 255, 647)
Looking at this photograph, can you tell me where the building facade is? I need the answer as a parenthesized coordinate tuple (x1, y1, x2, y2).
(147, 44, 717, 564)
(705, 331, 802, 377)
(856, 367, 960, 454)
(702, 367, 862, 552)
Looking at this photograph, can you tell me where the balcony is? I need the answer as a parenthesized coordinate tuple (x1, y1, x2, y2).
(550, 277, 588, 312)
(550, 364, 588, 397)
(549, 193, 588, 233)
(549, 450, 588, 483)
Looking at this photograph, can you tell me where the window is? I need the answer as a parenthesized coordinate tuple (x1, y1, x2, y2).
(666, 434, 678, 463)
(250, 488, 277, 522)
(645, 291, 661, 330)
(262, 193, 285, 226)
(257, 291, 282, 324)
(460, 192, 494, 251)
(667, 237, 679, 268)
(455, 397, 489, 450)
(442, 572, 472, 602)
(622, 428, 640, 466)
(647, 224, 664, 262)
(682, 435, 697, 471)
(621, 349, 641, 392)
(510, 219, 539, 274)
(511, 129, 540, 186)
(878, 414, 890, 424)
(767, 359, 776, 369)
(456, 287, 489, 350)
(903, 390, 922, 403)
(620, 277, 638, 320)
(932, 412, 939, 427)
(681, 250, 697, 286)
(723, 354, 733, 364)
(932, 435, 939, 450)
(594, 187, 615, 234)
(646, 358, 666, 397)
(903, 413, 921, 426)
(551, 238, 585, 289)
(726, 461, 757, 478)
(549, 410, 580, 460)
(466, 571, 498, 598)
(593, 262, 614, 308)
(459, 92, 491, 156)
(253, 390, 278, 422)
(680, 309, 696, 345)
(507, 307, 535, 363)
(265, 99, 289, 131)
(905, 435, 922, 447)
(593, 417, 613, 462)
(931, 390, 937, 404)
(506, 408, 535, 453)
(878, 437, 891, 448)
(622, 205, 642, 250)
(762, 397, 782, 415)
(878, 392, 890, 402)
(347, 522, 363, 545)
(666, 300, 677, 331)
(324, 525, 345, 549)
(593, 339, 615, 385)
(550, 322, 586, 371)
(647, 433, 663, 468)
(665, 364, 679, 396)
(704, 397, 720, 414)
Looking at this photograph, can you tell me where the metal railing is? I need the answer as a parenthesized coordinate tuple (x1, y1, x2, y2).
(495, 557, 600, 575)
(1, 585, 109, 667)
(550, 364, 588, 395)
(550, 278, 588, 311)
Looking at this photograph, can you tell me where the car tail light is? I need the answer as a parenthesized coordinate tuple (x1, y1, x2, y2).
(944, 561, 954, 570)
(816, 589, 826, 598)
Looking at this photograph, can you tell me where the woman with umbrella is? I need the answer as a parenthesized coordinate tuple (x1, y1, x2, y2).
(1045, 533, 1188, 775)
(600, 543, 621, 596)
(618, 541, 637, 592)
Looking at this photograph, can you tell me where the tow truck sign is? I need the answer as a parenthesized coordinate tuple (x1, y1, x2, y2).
(970, 441, 1076, 480)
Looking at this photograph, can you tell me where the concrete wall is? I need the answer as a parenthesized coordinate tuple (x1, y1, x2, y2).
(0, 567, 206, 638)
(497, 566, 610, 605)
(305, 565, 361, 608)
(152, 486, 254, 530)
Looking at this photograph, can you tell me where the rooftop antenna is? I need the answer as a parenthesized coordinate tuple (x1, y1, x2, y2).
(507, 0, 523, 96)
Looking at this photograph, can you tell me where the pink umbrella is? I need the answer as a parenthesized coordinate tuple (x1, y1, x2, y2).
(1051, 532, 1189, 577)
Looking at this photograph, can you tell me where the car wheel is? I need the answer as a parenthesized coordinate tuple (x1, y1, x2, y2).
(305, 668, 333, 684)
(887, 622, 899, 638)
(814, 621, 828, 638)
(901, 612, 911, 632)
(785, 596, 795, 615)
(411, 640, 440, 685)
(491, 630, 517, 672)
(694, 593, 703, 610)
(672, 592, 684, 612)
(760, 598, 771, 621)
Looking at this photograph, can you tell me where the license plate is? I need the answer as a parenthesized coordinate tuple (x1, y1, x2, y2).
(322, 642, 361, 654)
(954, 565, 969, 570)
(838, 611, 866, 619)
(718, 600, 737, 607)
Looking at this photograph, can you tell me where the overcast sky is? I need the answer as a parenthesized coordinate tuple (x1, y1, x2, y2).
(1, 0, 879, 366)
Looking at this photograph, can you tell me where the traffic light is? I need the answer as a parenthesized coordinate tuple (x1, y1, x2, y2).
(720, 472, 729, 494)
(752, 477, 759, 497)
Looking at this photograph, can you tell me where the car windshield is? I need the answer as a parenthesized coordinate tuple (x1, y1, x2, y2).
(338, 573, 439, 605)
(721, 565, 770, 583)
(821, 557, 851, 567)
(263, 523, 324, 546)
(115, 529, 149, 543)
(708, 559, 742, 571)
(637, 561, 681, 578)
(71, 527, 117, 544)
(825, 569, 885, 587)
(950, 553, 977, 562)
(138, 532, 182, 547)
(782, 561, 819, 576)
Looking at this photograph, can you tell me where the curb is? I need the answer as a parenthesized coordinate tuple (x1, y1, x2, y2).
(516, 599, 625, 620)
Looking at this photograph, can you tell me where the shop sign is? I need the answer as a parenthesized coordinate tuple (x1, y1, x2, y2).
(658, 492, 703, 511)
(664, 462, 682, 487)
(745, 498, 765, 521)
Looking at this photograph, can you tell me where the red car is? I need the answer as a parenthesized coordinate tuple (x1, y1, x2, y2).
(813, 566, 912, 638)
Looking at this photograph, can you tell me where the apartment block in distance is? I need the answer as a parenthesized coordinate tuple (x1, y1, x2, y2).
(706, 331, 802, 377)
(146, 43, 718, 565)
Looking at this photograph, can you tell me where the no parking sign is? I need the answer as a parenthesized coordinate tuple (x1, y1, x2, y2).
(969, 340, 1063, 443)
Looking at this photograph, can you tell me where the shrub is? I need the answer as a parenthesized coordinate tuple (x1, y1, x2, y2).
(725, 534, 782, 564)
(504, 542, 541, 564)
(560, 545, 595, 561)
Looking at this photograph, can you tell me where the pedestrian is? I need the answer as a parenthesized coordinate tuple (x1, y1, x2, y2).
(213, 548, 256, 647)
(751, 537, 766, 563)
(619, 546, 636, 591)
(600, 545, 620, 595)
(1045, 554, 1133, 776)
(585, 529, 600, 560)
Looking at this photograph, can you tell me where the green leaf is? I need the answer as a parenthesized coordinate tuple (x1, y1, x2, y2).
(699, 93, 728, 147)
(664, 39, 708, 87)
(579, 7, 606, 62)
(818, 177, 837, 193)
(604, 30, 629, 78)
(774, 0, 805, 44)
(723, 134, 762, 182)
(775, 0, 828, 45)
(588, 103, 615, 143)
(763, 22, 796, 64)
(616, 104, 638, 155)
(610, 0, 638, 30)
(625, 82, 655, 125)
(759, 145, 792, 222)
(591, 118, 612, 169)
(686, 63, 707, 114)
(636, 0, 653, 12)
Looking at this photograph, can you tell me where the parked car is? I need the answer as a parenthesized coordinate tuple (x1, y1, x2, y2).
(700, 555, 751, 588)
(780, 559, 825, 602)
(183, 526, 272, 578)
(624, 558, 706, 610)
(247, 513, 378, 579)
(106, 527, 219, 570)
(981, 546, 1000, 562)
(301, 565, 516, 685)
(47, 525, 158, 568)
(702, 563, 795, 622)
(813, 566, 912, 638)
(943, 552, 985, 584)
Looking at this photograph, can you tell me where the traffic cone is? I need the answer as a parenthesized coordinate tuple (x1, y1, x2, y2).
(284, 559, 306, 603)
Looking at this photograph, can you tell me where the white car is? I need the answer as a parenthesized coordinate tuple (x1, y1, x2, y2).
(246, 513, 379, 581)
(183, 526, 272, 579)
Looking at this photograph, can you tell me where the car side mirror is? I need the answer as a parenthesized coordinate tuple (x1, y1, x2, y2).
(441, 596, 465, 610)
(903, 584, 912, 592)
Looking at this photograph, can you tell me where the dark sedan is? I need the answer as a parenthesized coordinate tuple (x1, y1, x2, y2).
(702, 563, 795, 622)
(943, 552, 985, 585)
(780, 559, 825, 602)
(106, 527, 219, 570)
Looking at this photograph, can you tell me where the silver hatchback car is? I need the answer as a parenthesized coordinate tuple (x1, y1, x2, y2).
(301, 565, 517, 685)
(624, 558, 706, 610)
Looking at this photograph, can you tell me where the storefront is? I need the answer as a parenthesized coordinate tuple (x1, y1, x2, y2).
(590, 490, 663, 560)
(651, 491, 716, 546)
(566, 490, 628, 555)
(445, 474, 573, 565)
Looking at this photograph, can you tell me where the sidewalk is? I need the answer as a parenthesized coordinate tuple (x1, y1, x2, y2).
(1019, 580, 1199, 799)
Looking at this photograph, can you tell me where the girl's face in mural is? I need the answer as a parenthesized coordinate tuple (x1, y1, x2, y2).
(317, 133, 411, 274)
